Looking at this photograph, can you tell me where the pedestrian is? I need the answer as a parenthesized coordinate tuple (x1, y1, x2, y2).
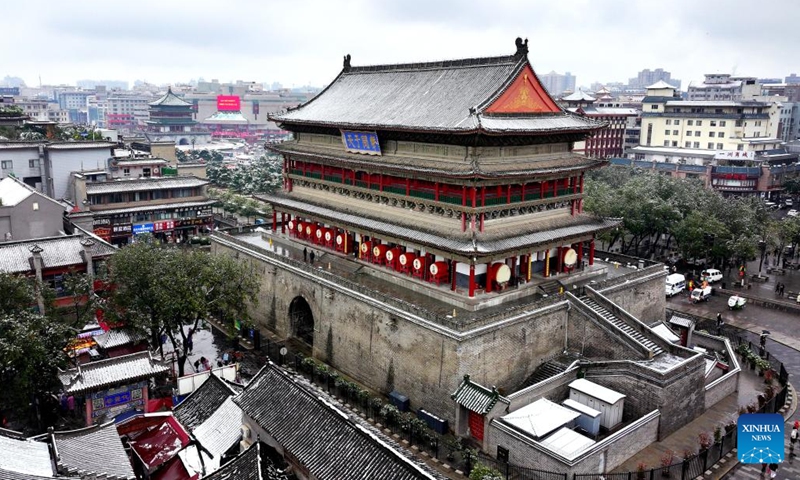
(309, 250, 315, 264)
(186, 328, 194, 355)
(716, 312, 724, 334)
(791, 421, 799, 456)
(194, 360, 201, 372)
(303, 247, 308, 262)
(780, 283, 785, 296)
(201, 356, 211, 371)
(775, 282, 781, 294)
(768, 462, 778, 478)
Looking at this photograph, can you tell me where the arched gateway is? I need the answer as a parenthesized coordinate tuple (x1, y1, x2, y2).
(289, 296, 314, 346)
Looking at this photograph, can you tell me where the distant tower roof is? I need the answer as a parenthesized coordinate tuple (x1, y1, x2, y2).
(646, 80, 676, 90)
(149, 87, 191, 107)
(562, 90, 596, 102)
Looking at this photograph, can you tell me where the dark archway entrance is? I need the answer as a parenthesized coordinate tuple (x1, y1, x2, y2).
(289, 296, 314, 346)
(178, 138, 190, 146)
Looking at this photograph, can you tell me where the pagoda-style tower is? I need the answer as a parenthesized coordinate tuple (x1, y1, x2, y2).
(263, 39, 616, 300)
(144, 87, 210, 145)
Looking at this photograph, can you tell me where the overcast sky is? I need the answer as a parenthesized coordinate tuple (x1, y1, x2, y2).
(3, 0, 797, 90)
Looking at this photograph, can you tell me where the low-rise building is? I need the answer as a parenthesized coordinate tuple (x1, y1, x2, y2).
(562, 91, 639, 158)
(0, 176, 66, 241)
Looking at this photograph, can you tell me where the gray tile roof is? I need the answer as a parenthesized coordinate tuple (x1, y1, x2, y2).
(149, 88, 191, 107)
(52, 421, 136, 480)
(69, 199, 216, 218)
(85, 176, 208, 195)
(0, 432, 53, 478)
(204, 442, 288, 480)
(235, 363, 437, 480)
(259, 193, 618, 257)
(46, 142, 115, 150)
(451, 375, 509, 415)
(59, 351, 169, 395)
(93, 329, 146, 350)
(173, 373, 237, 430)
(271, 54, 599, 135)
(192, 397, 243, 460)
(0, 234, 117, 274)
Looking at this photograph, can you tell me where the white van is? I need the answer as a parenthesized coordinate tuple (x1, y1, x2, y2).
(665, 273, 686, 297)
(701, 268, 723, 283)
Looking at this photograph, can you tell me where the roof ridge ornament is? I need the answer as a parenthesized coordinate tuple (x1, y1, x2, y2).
(343, 54, 352, 72)
(514, 37, 529, 56)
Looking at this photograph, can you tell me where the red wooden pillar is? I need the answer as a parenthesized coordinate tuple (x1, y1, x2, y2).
(544, 249, 550, 277)
(462, 212, 466, 232)
(435, 182, 440, 202)
(451, 261, 457, 291)
(462, 185, 467, 206)
(479, 213, 484, 232)
(272, 210, 277, 231)
(471, 186, 477, 208)
(379, 174, 384, 192)
(589, 239, 595, 266)
(577, 242, 583, 265)
(481, 186, 486, 206)
(281, 213, 286, 234)
(571, 200, 576, 216)
(540, 181, 545, 198)
(506, 185, 511, 204)
(556, 246, 563, 273)
(469, 263, 476, 298)
(406, 178, 410, 196)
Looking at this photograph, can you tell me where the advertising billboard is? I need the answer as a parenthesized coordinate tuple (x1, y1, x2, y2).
(216, 95, 241, 111)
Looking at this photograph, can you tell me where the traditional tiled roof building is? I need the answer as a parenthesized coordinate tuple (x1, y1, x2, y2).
(262, 38, 615, 298)
(50, 421, 136, 479)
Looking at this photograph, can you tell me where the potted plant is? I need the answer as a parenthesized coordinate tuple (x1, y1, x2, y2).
(637, 462, 647, 480)
(660, 450, 675, 477)
(698, 432, 713, 451)
(764, 368, 775, 384)
(714, 426, 722, 444)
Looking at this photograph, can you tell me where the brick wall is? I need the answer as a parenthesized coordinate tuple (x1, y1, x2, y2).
(599, 269, 666, 324)
(567, 307, 648, 360)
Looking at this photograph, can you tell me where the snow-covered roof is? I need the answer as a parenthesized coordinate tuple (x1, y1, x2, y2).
(500, 398, 579, 438)
(652, 324, 680, 343)
(647, 80, 676, 90)
(0, 432, 53, 477)
(0, 177, 35, 207)
(540, 426, 596, 460)
(569, 379, 626, 404)
(561, 399, 601, 418)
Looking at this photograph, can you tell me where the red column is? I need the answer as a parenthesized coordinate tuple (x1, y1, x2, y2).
(451, 261, 457, 291)
(589, 239, 595, 266)
(506, 185, 511, 204)
(462, 212, 466, 232)
(379, 174, 384, 192)
(556, 246, 563, 273)
(272, 210, 277, 231)
(281, 213, 286, 234)
(462, 186, 467, 206)
(521, 183, 526, 201)
(471, 186, 477, 208)
(540, 181, 545, 198)
(479, 213, 484, 232)
(481, 186, 486, 206)
(406, 178, 410, 196)
(435, 182, 440, 202)
(577, 242, 583, 265)
(469, 263, 476, 298)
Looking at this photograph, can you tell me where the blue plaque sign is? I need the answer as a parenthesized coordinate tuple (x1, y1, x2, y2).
(341, 130, 381, 155)
(132, 223, 154, 235)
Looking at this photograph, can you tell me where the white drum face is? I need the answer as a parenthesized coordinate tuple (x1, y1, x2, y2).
(373, 246, 381, 258)
(429, 264, 438, 275)
(336, 235, 343, 245)
(325, 231, 332, 242)
(386, 251, 394, 262)
(361, 242, 369, 253)
(564, 248, 578, 266)
(494, 264, 511, 283)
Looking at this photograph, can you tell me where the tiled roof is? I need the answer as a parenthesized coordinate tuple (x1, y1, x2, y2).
(52, 421, 136, 480)
(0, 432, 53, 477)
(0, 234, 117, 274)
(149, 88, 191, 107)
(173, 373, 237, 430)
(192, 397, 243, 462)
(93, 329, 146, 350)
(271, 53, 599, 135)
(85, 176, 208, 195)
(203, 111, 249, 123)
(451, 374, 509, 415)
(258, 192, 618, 256)
(59, 351, 169, 394)
(0, 177, 34, 206)
(69, 199, 216, 218)
(204, 442, 288, 480)
(235, 363, 437, 480)
(562, 90, 596, 102)
(0, 468, 56, 480)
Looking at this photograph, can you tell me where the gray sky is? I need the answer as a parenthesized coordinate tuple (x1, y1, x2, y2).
(3, 0, 797, 90)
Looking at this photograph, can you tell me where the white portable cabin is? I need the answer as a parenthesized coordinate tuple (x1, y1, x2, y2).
(562, 398, 602, 437)
(568, 379, 625, 430)
(500, 398, 580, 440)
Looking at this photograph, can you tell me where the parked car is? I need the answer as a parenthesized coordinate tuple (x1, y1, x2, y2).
(786, 199, 794, 207)
(665, 273, 686, 297)
(728, 295, 746, 310)
(789, 209, 799, 218)
(765, 201, 778, 210)
(701, 268, 723, 283)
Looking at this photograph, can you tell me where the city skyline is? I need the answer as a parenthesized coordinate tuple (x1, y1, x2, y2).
(2, 0, 798, 91)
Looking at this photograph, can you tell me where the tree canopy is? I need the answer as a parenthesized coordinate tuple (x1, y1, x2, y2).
(105, 241, 261, 376)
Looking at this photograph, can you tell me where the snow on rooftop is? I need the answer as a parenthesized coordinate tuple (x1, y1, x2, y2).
(540, 426, 596, 460)
(569, 379, 625, 404)
(652, 324, 680, 343)
(501, 398, 580, 438)
(562, 398, 601, 418)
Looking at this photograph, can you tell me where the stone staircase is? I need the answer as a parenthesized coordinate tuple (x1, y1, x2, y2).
(520, 360, 569, 390)
(577, 295, 664, 356)
(538, 280, 562, 296)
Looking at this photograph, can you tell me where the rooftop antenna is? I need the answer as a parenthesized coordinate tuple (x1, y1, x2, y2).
(39, 75, 42, 87)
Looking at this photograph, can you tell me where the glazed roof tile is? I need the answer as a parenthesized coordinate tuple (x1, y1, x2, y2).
(59, 351, 169, 394)
(85, 176, 207, 195)
(52, 422, 136, 480)
(173, 374, 237, 431)
(271, 54, 599, 135)
(0, 433, 53, 477)
(235, 363, 438, 480)
(203, 442, 287, 480)
(0, 234, 116, 274)
(451, 375, 509, 414)
(93, 329, 146, 350)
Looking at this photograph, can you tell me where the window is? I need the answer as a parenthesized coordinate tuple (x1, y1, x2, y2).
(697, 120, 703, 126)
(687, 131, 692, 136)
(695, 131, 701, 136)
(755, 120, 762, 127)
(708, 142, 714, 149)
(685, 141, 691, 147)
(123, 168, 130, 176)
(735, 120, 743, 127)
(717, 143, 723, 149)
(709, 132, 715, 137)
(1, 160, 11, 170)
(710, 121, 717, 127)
(665, 130, 671, 136)
(666, 119, 672, 125)
(737, 144, 744, 151)
(687, 120, 694, 126)
(664, 140, 670, 147)
(674, 120, 680, 125)
(651, 105, 659, 110)
(673, 130, 678, 135)
(672, 141, 678, 147)
(28, 159, 39, 168)
(693, 142, 700, 148)
(715, 109, 723, 114)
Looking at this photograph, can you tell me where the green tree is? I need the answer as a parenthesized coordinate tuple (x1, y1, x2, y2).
(469, 462, 503, 480)
(59, 271, 101, 331)
(0, 272, 36, 316)
(106, 243, 260, 376)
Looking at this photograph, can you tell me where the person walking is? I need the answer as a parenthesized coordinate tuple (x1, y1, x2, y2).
(185, 328, 194, 355)
(780, 283, 785, 296)
(775, 282, 781, 294)
(791, 421, 799, 456)
(309, 250, 315, 264)
(303, 247, 308, 262)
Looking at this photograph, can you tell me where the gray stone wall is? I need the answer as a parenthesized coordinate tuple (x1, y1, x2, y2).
(705, 373, 740, 410)
(566, 307, 646, 360)
(599, 269, 666, 324)
(506, 369, 578, 413)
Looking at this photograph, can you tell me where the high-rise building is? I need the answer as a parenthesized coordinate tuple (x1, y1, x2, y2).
(539, 71, 576, 96)
(687, 74, 761, 101)
(785, 74, 800, 85)
(628, 69, 680, 90)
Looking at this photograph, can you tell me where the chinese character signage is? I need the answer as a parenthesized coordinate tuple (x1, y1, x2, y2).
(90, 382, 146, 419)
(738, 413, 783, 464)
(132, 223, 154, 235)
(715, 150, 755, 160)
(341, 130, 381, 156)
(154, 220, 175, 232)
(217, 95, 241, 111)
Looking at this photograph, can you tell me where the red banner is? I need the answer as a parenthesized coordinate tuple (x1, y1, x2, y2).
(216, 95, 241, 111)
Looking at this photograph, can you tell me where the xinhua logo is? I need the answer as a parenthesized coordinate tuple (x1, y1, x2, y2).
(738, 413, 784, 464)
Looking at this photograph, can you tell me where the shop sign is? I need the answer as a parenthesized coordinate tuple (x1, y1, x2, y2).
(341, 130, 381, 155)
(112, 223, 132, 236)
(715, 150, 755, 160)
(93, 226, 112, 240)
(197, 208, 213, 217)
(132, 223, 154, 235)
(154, 220, 175, 232)
(90, 382, 146, 419)
(92, 217, 111, 227)
(177, 218, 207, 227)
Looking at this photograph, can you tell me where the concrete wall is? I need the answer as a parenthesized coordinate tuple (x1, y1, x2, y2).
(49, 147, 113, 200)
(506, 368, 578, 412)
(566, 306, 648, 360)
(0, 193, 65, 240)
(598, 267, 666, 324)
(705, 372, 740, 410)
(486, 410, 660, 475)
